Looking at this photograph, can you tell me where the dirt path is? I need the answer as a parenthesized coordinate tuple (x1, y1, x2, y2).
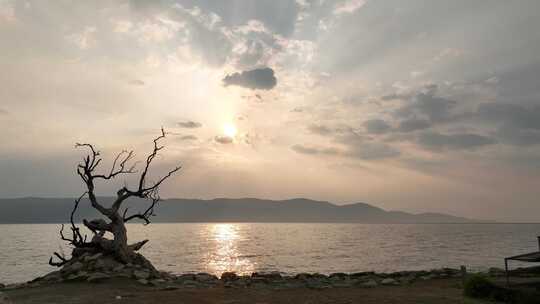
(5, 278, 469, 304)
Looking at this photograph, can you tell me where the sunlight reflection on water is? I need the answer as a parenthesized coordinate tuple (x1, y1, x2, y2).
(205, 223, 255, 274)
(1, 223, 540, 284)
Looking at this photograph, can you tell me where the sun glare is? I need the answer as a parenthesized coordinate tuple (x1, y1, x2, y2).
(223, 123, 238, 137)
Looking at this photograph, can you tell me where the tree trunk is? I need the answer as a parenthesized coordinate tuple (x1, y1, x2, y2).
(110, 214, 132, 264)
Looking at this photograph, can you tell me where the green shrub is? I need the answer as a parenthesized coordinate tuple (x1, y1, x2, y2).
(463, 274, 497, 298)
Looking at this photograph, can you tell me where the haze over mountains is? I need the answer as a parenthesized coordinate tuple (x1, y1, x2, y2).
(0, 197, 475, 224)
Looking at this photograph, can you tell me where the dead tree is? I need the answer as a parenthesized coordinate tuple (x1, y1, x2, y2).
(49, 128, 181, 267)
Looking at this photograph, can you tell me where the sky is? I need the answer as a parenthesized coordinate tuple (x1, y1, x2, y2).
(1, 0, 540, 221)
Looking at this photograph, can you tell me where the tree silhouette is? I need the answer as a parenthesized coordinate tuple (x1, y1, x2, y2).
(49, 128, 181, 268)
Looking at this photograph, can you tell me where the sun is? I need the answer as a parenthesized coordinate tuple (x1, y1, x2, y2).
(223, 123, 238, 137)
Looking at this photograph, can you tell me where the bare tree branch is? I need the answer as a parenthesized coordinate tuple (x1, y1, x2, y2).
(51, 128, 181, 266)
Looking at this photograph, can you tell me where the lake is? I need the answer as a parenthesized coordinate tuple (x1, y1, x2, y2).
(1, 223, 539, 284)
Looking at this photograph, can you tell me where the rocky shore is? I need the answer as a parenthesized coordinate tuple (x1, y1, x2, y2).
(0, 251, 519, 291)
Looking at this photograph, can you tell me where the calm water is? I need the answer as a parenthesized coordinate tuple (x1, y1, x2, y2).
(1, 223, 539, 284)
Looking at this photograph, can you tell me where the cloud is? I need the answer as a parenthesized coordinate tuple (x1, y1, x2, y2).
(395, 89, 457, 123)
(66, 26, 97, 50)
(223, 67, 277, 90)
(363, 119, 391, 134)
(291, 144, 340, 155)
(179, 135, 197, 141)
(418, 131, 496, 151)
(336, 131, 400, 160)
(308, 124, 334, 136)
(178, 121, 202, 128)
(333, 0, 366, 15)
(477, 103, 540, 131)
(215, 135, 233, 144)
(347, 141, 400, 160)
(397, 118, 431, 132)
(494, 125, 540, 146)
(128, 79, 145, 86)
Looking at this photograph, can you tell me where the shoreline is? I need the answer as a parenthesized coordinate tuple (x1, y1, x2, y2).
(3, 261, 539, 304)
(1, 265, 515, 290)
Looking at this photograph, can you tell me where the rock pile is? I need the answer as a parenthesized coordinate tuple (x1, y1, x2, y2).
(3, 266, 517, 291)
(26, 252, 175, 288)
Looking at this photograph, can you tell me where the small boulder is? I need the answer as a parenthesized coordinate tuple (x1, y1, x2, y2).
(137, 279, 149, 285)
(252, 272, 282, 280)
(221, 272, 238, 281)
(381, 278, 399, 286)
(133, 270, 150, 280)
(87, 273, 110, 283)
(195, 273, 218, 282)
(85, 253, 103, 262)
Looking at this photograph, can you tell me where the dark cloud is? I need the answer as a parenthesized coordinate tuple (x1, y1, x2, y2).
(215, 135, 233, 144)
(494, 125, 540, 146)
(397, 118, 431, 132)
(477, 103, 540, 131)
(223, 67, 277, 90)
(418, 131, 497, 151)
(291, 145, 340, 156)
(128, 79, 145, 86)
(332, 131, 400, 160)
(178, 121, 202, 128)
(395, 89, 457, 123)
(363, 119, 391, 134)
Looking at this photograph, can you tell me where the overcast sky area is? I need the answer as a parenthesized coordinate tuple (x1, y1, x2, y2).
(1, 0, 540, 221)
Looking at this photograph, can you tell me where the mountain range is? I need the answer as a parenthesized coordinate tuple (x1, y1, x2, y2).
(0, 197, 476, 223)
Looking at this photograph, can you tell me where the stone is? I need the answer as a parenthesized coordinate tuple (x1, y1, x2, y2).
(420, 274, 437, 280)
(182, 280, 201, 288)
(294, 273, 311, 280)
(133, 270, 150, 280)
(252, 271, 282, 280)
(350, 271, 375, 278)
(331, 280, 354, 288)
(64, 261, 84, 274)
(221, 272, 238, 281)
(42, 271, 62, 282)
(195, 273, 218, 282)
(360, 279, 378, 288)
(0, 291, 13, 304)
(399, 275, 416, 285)
(66, 273, 87, 281)
(112, 265, 125, 272)
(137, 279, 149, 285)
(85, 253, 103, 262)
(329, 273, 348, 279)
(381, 278, 399, 285)
(87, 272, 110, 283)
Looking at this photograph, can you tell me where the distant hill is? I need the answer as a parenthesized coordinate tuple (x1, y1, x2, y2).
(0, 197, 476, 224)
